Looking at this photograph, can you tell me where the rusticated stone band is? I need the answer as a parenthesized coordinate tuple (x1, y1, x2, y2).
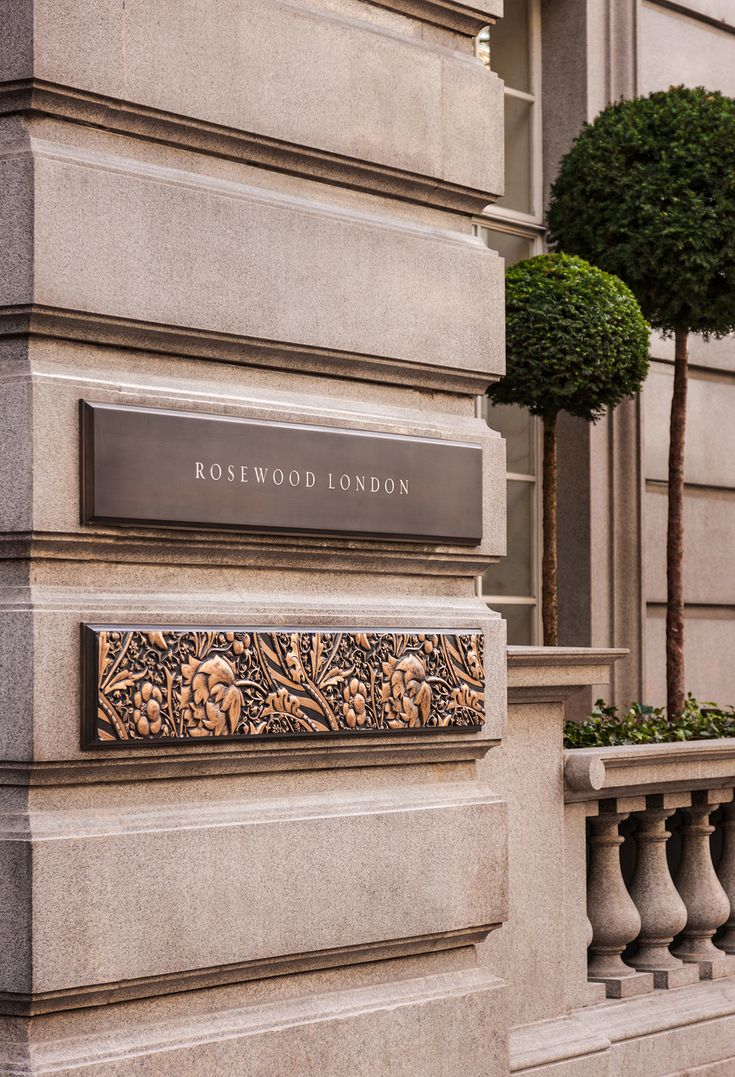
(83, 626, 485, 747)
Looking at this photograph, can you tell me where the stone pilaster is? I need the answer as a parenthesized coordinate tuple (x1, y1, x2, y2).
(0, 1, 508, 1072)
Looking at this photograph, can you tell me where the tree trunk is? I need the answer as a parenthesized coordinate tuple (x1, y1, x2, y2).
(542, 413, 558, 646)
(666, 328, 688, 717)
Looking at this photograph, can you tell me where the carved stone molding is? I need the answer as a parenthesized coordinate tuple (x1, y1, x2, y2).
(84, 626, 485, 747)
(0, 82, 498, 214)
(368, 0, 502, 35)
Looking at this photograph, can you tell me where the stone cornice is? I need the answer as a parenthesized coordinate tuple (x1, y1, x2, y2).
(0, 306, 498, 396)
(0, 927, 495, 1016)
(367, 0, 502, 34)
(507, 646, 628, 704)
(0, 78, 498, 214)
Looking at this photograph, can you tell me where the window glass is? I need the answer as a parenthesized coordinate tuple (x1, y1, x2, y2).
(482, 479, 535, 596)
(489, 0, 531, 92)
(475, 0, 541, 645)
(498, 95, 533, 215)
(476, 226, 533, 266)
(493, 604, 535, 646)
(482, 401, 534, 474)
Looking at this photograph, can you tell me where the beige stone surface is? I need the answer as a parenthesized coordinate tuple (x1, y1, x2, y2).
(645, 606, 735, 707)
(478, 647, 622, 1027)
(0, 3, 509, 1072)
(643, 364, 735, 488)
(11, 145, 503, 379)
(639, 0, 735, 96)
(2, 782, 506, 995)
(8, 0, 503, 200)
(644, 485, 735, 606)
(0, 968, 508, 1076)
(650, 329, 735, 375)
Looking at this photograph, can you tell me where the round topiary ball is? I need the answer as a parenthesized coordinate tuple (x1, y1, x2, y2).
(547, 86, 735, 336)
(489, 253, 650, 421)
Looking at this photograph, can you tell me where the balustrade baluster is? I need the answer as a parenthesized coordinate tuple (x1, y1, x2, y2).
(627, 795, 700, 988)
(672, 788, 735, 979)
(716, 798, 735, 954)
(587, 801, 654, 998)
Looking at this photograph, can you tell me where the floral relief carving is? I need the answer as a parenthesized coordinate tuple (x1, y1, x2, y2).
(88, 627, 485, 745)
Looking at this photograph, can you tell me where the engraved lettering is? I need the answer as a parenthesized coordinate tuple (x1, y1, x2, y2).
(328, 473, 336, 490)
(241, 466, 248, 483)
(370, 476, 380, 493)
(289, 469, 300, 487)
(195, 461, 205, 479)
(272, 468, 284, 486)
(254, 466, 268, 483)
(306, 471, 315, 488)
(340, 474, 350, 491)
(227, 464, 235, 482)
(210, 463, 222, 481)
(356, 475, 365, 492)
(384, 477, 395, 494)
(400, 478, 409, 495)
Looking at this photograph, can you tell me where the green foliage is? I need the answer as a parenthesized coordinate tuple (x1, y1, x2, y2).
(488, 253, 650, 421)
(564, 695, 735, 749)
(548, 86, 735, 336)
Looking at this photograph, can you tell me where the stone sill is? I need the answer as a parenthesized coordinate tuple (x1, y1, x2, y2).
(564, 737, 735, 802)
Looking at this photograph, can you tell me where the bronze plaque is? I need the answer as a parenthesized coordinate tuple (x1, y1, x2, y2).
(81, 402, 482, 543)
(83, 625, 485, 746)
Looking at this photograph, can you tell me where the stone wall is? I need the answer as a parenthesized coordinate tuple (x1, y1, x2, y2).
(0, 1, 510, 1071)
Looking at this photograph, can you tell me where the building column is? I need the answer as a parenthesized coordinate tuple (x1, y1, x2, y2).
(0, 1, 509, 1072)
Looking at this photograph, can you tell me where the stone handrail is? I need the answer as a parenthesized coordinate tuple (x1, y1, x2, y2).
(564, 739, 735, 998)
(564, 738, 735, 800)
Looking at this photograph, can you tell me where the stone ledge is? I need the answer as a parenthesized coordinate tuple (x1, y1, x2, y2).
(0, 925, 494, 1017)
(0, 80, 500, 214)
(0, 306, 498, 396)
(511, 974, 735, 1074)
(6, 141, 503, 379)
(369, 0, 503, 34)
(565, 739, 735, 802)
(0, 741, 501, 788)
(507, 647, 628, 704)
(0, 968, 507, 1075)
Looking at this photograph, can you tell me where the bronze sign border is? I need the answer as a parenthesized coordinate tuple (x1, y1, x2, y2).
(82, 624, 486, 749)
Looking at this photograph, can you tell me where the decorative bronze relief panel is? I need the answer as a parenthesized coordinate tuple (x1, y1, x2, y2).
(84, 626, 485, 747)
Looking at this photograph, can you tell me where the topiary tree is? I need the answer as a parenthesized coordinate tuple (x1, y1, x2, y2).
(489, 253, 649, 646)
(547, 86, 735, 717)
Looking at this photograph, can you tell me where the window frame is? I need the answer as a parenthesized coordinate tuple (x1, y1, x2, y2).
(475, 0, 545, 645)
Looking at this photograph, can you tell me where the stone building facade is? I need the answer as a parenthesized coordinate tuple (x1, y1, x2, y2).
(482, 0, 735, 713)
(1, 1, 734, 1075)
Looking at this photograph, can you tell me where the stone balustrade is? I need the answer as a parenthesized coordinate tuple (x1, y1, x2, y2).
(565, 740, 735, 998)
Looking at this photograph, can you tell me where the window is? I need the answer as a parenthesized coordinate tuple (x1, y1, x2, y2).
(476, 0, 544, 644)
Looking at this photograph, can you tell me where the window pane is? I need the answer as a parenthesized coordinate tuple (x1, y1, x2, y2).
(476, 26, 490, 68)
(482, 479, 534, 596)
(498, 95, 533, 214)
(489, 1, 531, 93)
(483, 401, 534, 474)
(476, 226, 533, 266)
(493, 604, 535, 646)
